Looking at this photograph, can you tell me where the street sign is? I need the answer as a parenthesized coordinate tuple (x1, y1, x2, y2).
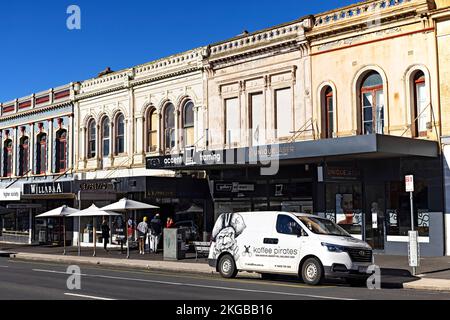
(408, 230, 420, 268)
(405, 175, 414, 192)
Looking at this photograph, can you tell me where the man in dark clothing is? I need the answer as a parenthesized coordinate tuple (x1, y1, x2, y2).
(149, 214, 162, 253)
(101, 219, 110, 252)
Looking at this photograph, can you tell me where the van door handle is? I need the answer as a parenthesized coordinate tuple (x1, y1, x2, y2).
(263, 238, 279, 244)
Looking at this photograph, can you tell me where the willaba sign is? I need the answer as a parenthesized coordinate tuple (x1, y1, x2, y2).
(23, 181, 72, 195)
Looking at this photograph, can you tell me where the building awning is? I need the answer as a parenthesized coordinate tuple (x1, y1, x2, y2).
(146, 134, 439, 170)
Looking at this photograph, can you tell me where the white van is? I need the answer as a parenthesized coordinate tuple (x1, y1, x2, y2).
(208, 211, 373, 285)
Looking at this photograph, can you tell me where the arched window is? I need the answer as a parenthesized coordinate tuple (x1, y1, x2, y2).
(102, 117, 110, 157)
(163, 103, 176, 152)
(183, 101, 195, 147)
(19, 136, 29, 176)
(36, 133, 47, 174)
(147, 109, 158, 152)
(115, 114, 125, 155)
(321, 86, 334, 139)
(3, 139, 13, 177)
(55, 129, 67, 173)
(87, 119, 96, 159)
(412, 71, 428, 137)
(361, 72, 384, 135)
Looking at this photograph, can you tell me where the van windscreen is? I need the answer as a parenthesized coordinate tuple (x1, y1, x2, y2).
(297, 216, 350, 237)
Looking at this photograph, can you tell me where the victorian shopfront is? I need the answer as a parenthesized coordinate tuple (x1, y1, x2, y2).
(147, 134, 445, 256)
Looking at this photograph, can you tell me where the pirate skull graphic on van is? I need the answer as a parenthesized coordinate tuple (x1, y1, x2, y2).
(211, 213, 246, 261)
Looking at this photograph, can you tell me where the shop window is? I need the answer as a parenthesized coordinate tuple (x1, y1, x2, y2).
(386, 181, 429, 237)
(55, 129, 67, 173)
(276, 214, 302, 235)
(147, 109, 158, 152)
(115, 113, 125, 155)
(87, 119, 96, 159)
(183, 101, 195, 147)
(275, 88, 293, 139)
(360, 72, 384, 135)
(36, 133, 47, 174)
(102, 117, 110, 157)
(19, 136, 29, 176)
(163, 103, 176, 152)
(325, 183, 363, 235)
(321, 86, 334, 138)
(412, 71, 428, 137)
(3, 139, 13, 177)
(250, 92, 265, 146)
(225, 98, 239, 146)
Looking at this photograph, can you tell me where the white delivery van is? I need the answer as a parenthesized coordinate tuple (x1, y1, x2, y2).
(208, 211, 373, 285)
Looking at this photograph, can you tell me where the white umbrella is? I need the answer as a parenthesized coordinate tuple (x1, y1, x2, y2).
(100, 198, 159, 258)
(68, 205, 121, 257)
(101, 198, 159, 212)
(36, 205, 79, 255)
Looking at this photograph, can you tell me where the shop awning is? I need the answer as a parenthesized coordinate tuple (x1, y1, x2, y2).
(146, 134, 439, 170)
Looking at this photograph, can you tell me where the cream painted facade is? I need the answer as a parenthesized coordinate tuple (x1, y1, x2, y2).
(74, 48, 208, 180)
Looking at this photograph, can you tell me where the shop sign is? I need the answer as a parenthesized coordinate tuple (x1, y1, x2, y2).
(0, 188, 21, 201)
(326, 167, 360, 180)
(215, 182, 255, 193)
(79, 182, 112, 191)
(23, 181, 72, 195)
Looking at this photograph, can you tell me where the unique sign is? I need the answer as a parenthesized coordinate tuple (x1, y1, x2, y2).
(405, 175, 414, 192)
(0, 188, 21, 201)
(23, 181, 72, 195)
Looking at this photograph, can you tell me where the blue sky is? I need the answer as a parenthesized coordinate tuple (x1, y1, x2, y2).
(0, 0, 356, 102)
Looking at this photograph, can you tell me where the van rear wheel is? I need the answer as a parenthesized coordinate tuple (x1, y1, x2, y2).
(301, 257, 323, 286)
(218, 254, 238, 278)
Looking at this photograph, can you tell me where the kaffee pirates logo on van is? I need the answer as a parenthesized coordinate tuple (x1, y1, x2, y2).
(211, 213, 246, 261)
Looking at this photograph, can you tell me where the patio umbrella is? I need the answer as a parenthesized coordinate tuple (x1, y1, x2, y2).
(68, 204, 121, 257)
(175, 204, 203, 215)
(100, 198, 159, 258)
(36, 205, 79, 255)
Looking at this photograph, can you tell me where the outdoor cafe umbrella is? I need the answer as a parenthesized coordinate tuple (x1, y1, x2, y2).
(36, 205, 79, 255)
(68, 204, 121, 257)
(101, 198, 159, 259)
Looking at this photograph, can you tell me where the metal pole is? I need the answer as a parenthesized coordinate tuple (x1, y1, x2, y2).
(77, 191, 81, 256)
(126, 211, 130, 259)
(93, 217, 96, 257)
(63, 216, 66, 256)
(410, 191, 416, 276)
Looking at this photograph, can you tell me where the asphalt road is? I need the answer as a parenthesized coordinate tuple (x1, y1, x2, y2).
(0, 257, 449, 300)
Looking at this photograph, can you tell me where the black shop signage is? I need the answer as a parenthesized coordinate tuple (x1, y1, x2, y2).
(24, 181, 72, 195)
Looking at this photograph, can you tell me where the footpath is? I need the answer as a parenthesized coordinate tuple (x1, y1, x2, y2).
(2, 243, 450, 292)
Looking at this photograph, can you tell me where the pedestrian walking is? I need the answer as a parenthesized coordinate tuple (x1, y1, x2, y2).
(101, 218, 110, 252)
(150, 214, 162, 253)
(137, 217, 149, 255)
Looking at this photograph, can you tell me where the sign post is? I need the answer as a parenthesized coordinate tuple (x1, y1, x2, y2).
(405, 175, 419, 275)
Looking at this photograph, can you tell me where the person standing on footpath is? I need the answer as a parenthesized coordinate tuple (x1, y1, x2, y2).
(150, 214, 162, 253)
(137, 217, 149, 255)
(101, 218, 110, 253)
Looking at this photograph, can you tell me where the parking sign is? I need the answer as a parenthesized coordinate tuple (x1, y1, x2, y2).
(405, 175, 414, 192)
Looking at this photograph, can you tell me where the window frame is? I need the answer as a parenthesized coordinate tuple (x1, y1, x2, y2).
(115, 114, 125, 155)
(163, 103, 176, 153)
(3, 139, 13, 177)
(361, 73, 384, 135)
(274, 87, 293, 139)
(101, 117, 111, 157)
(36, 133, 47, 175)
(147, 108, 158, 153)
(413, 73, 427, 137)
(55, 129, 67, 173)
(19, 136, 29, 176)
(182, 101, 195, 148)
(87, 119, 96, 159)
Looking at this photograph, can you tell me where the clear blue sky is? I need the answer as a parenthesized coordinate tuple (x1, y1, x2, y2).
(0, 0, 356, 102)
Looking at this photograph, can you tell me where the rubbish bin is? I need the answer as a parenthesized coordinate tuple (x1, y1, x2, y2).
(163, 228, 186, 260)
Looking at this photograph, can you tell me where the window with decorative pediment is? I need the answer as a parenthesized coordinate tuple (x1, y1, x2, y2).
(55, 129, 67, 173)
(183, 101, 195, 148)
(3, 139, 13, 177)
(19, 136, 29, 176)
(115, 113, 125, 155)
(36, 133, 47, 174)
(360, 72, 384, 135)
(163, 103, 176, 153)
(87, 119, 96, 159)
(102, 117, 110, 157)
(147, 109, 158, 152)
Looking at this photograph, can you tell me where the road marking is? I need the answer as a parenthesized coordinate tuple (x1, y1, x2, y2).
(13, 259, 330, 289)
(33, 269, 354, 300)
(64, 293, 115, 300)
(0, 266, 8, 268)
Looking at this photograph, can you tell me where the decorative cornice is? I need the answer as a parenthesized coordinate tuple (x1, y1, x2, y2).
(0, 101, 73, 123)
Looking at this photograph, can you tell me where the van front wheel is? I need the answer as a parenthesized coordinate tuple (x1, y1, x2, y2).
(301, 257, 323, 286)
(218, 254, 238, 278)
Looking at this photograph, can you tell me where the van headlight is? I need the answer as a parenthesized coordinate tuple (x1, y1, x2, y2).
(321, 242, 345, 252)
